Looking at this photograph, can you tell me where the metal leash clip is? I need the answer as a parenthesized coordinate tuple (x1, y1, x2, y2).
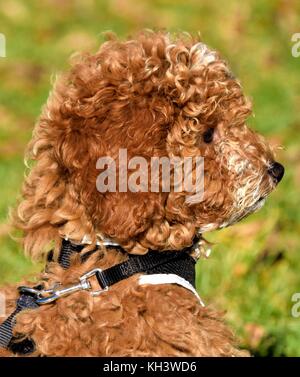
(19, 268, 108, 305)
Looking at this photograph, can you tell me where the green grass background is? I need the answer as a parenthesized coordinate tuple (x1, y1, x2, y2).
(0, 0, 299, 356)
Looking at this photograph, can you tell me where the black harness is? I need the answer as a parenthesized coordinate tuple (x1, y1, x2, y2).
(0, 238, 199, 355)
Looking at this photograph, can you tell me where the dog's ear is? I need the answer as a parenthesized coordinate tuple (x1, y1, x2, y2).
(85, 103, 173, 251)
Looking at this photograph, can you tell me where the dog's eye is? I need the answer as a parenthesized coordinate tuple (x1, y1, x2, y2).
(203, 128, 214, 143)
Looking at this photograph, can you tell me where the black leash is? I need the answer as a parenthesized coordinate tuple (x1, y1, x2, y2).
(53, 238, 197, 287)
(0, 287, 41, 353)
(96, 249, 196, 288)
(0, 237, 199, 355)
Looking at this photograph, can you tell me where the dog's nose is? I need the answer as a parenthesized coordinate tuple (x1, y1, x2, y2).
(268, 162, 284, 183)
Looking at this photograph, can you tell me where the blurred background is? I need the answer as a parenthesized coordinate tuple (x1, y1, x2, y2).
(0, 0, 299, 356)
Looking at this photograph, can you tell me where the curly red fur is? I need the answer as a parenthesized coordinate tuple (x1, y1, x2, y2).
(0, 31, 279, 356)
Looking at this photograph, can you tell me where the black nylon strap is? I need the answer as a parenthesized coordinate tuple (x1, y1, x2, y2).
(0, 239, 100, 354)
(46, 240, 96, 269)
(58, 239, 90, 269)
(96, 250, 196, 289)
(55, 238, 198, 288)
(8, 337, 35, 355)
(55, 239, 198, 288)
(0, 293, 38, 350)
(46, 239, 100, 269)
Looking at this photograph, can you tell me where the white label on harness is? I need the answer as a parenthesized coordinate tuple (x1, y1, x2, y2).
(138, 273, 205, 307)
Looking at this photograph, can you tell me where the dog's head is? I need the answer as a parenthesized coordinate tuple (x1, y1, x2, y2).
(15, 31, 284, 258)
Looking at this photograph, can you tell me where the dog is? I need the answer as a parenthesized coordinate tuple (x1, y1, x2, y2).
(0, 31, 284, 356)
